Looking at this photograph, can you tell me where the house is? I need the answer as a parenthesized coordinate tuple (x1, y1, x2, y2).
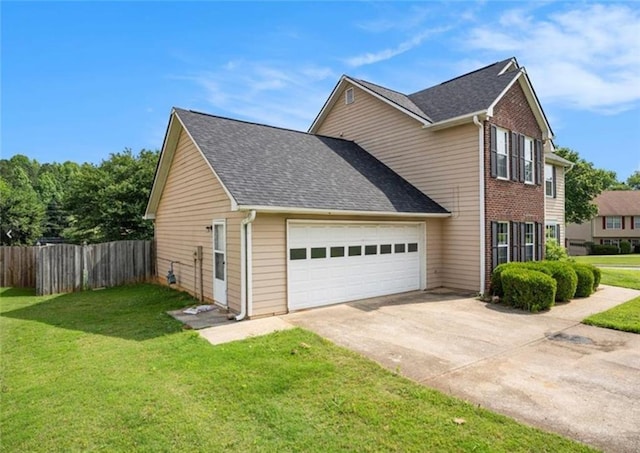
(145, 57, 570, 318)
(566, 191, 640, 255)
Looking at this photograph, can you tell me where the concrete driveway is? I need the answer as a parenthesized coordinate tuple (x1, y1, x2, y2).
(284, 286, 640, 453)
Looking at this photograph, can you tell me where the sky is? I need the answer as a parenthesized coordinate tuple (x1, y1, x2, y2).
(2, 1, 639, 181)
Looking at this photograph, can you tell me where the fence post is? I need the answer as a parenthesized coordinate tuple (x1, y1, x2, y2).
(82, 241, 88, 291)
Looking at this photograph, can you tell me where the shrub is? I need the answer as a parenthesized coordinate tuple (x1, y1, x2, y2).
(535, 261, 578, 301)
(589, 244, 619, 255)
(635, 245, 640, 254)
(545, 240, 569, 261)
(502, 267, 556, 312)
(620, 241, 632, 254)
(490, 262, 542, 297)
(571, 263, 595, 297)
(591, 266, 601, 291)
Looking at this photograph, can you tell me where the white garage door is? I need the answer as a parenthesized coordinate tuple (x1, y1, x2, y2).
(288, 222, 424, 310)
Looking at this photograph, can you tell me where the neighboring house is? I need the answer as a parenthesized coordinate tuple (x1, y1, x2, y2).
(566, 191, 640, 255)
(145, 57, 569, 318)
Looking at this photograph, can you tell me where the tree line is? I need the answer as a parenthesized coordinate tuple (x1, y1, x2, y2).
(0, 147, 638, 245)
(0, 149, 158, 245)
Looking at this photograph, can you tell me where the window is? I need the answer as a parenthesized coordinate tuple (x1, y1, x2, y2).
(311, 247, 326, 259)
(394, 243, 405, 253)
(290, 248, 306, 260)
(330, 246, 345, 258)
(602, 239, 619, 247)
(348, 245, 362, 256)
(523, 137, 534, 184)
(524, 223, 535, 261)
(546, 223, 560, 243)
(492, 221, 509, 268)
(606, 216, 622, 229)
(408, 243, 418, 252)
(496, 127, 509, 179)
(364, 245, 377, 255)
(545, 164, 555, 197)
(345, 87, 354, 104)
(380, 244, 392, 254)
(634, 217, 640, 229)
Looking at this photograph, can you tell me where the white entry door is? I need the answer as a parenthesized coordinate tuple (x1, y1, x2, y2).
(213, 220, 227, 306)
(288, 221, 425, 311)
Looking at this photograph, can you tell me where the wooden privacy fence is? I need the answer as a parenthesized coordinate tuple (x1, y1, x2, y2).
(0, 246, 37, 288)
(0, 240, 155, 295)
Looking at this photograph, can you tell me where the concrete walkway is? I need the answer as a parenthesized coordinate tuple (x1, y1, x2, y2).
(283, 286, 640, 453)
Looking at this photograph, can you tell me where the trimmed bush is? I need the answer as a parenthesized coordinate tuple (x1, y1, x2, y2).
(591, 265, 601, 291)
(490, 262, 547, 297)
(589, 244, 619, 255)
(502, 267, 556, 312)
(620, 241, 632, 254)
(571, 263, 595, 297)
(537, 261, 578, 301)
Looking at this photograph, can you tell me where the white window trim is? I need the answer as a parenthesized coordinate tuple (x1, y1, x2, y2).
(545, 164, 555, 198)
(525, 222, 535, 261)
(497, 221, 509, 264)
(496, 127, 509, 180)
(606, 216, 622, 230)
(545, 222, 559, 242)
(524, 137, 534, 184)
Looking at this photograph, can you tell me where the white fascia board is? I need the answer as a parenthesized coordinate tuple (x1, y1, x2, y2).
(173, 113, 239, 212)
(238, 205, 451, 218)
(545, 153, 574, 168)
(144, 111, 181, 219)
(309, 76, 431, 133)
(422, 111, 487, 131)
(487, 70, 554, 141)
(498, 58, 519, 75)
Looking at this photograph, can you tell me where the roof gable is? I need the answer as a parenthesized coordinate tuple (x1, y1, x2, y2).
(310, 58, 553, 138)
(147, 108, 449, 218)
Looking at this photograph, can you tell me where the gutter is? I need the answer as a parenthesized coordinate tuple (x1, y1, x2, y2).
(236, 210, 256, 321)
(236, 205, 450, 218)
(473, 115, 486, 295)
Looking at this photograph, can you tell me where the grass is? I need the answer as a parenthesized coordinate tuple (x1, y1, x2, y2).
(599, 268, 640, 290)
(572, 254, 640, 266)
(583, 296, 640, 334)
(1, 284, 595, 452)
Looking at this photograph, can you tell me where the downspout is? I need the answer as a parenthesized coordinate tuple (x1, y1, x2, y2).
(473, 115, 486, 295)
(235, 210, 256, 321)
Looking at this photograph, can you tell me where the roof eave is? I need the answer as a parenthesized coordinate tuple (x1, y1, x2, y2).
(237, 205, 451, 218)
(422, 111, 488, 131)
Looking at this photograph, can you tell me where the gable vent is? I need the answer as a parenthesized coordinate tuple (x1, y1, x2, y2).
(345, 87, 354, 105)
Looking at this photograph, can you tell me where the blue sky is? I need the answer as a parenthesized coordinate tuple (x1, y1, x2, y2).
(2, 1, 639, 180)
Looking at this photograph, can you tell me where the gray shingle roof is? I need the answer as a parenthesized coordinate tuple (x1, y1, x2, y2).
(408, 58, 520, 122)
(352, 58, 520, 124)
(174, 108, 448, 215)
(354, 78, 433, 123)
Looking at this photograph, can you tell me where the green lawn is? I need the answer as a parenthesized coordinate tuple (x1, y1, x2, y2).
(583, 296, 640, 334)
(1, 285, 594, 452)
(599, 268, 640, 290)
(572, 254, 640, 266)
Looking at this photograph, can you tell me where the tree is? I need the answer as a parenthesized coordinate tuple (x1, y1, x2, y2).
(0, 167, 45, 245)
(63, 149, 158, 243)
(555, 148, 617, 224)
(627, 171, 640, 190)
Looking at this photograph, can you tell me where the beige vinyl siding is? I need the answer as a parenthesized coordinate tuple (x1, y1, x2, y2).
(316, 84, 480, 291)
(545, 165, 566, 245)
(249, 213, 444, 317)
(155, 128, 243, 312)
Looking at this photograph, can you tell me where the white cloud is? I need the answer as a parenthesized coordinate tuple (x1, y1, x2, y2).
(176, 61, 336, 131)
(466, 3, 640, 112)
(345, 27, 450, 67)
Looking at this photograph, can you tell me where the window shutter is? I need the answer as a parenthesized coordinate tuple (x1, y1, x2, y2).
(491, 221, 498, 269)
(552, 166, 557, 198)
(520, 223, 526, 261)
(534, 140, 542, 185)
(622, 216, 626, 229)
(519, 135, 525, 183)
(556, 224, 561, 244)
(536, 223, 544, 260)
(632, 216, 635, 230)
(511, 222, 519, 262)
(510, 132, 518, 182)
(490, 126, 497, 178)
(602, 217, 606, 230)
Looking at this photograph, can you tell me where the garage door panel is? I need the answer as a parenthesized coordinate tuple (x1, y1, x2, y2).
(288, 222, 424, 310)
